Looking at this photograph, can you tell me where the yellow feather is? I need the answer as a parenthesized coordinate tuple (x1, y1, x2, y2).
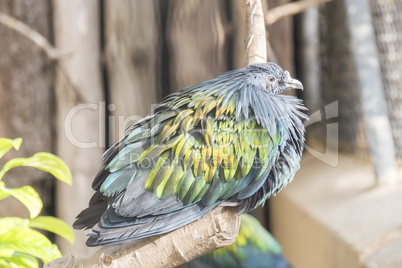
(194, 96, 213, 109)
(207, 165, 217, 183)
(197, 160, 205, 177)
(138, 144, 158, 164)
(145, 151, 170, 190)
(229, 166, 237, 180)
(151, 159, 176, 192)
(212, 147, 219, 166)
(173, 109, 194, 125)
(215, 106, 226, 117)
(183, 150, 193, 170)
(179, 137, 193, 159)
(202, 99, 216, 115)
(234, 165, 243, 180)
(185, 116, 194, 133)
(205, 146, 212, 160)
(171, 97, 190, 110)
(193, 107, 204, 125)
(227, 154, 234, 169)
(158, 119, 174, 139)
(193, 151, 201, 177)
(221, 167, 229, 182)
(174, 135, 187, 158)
(158, 123, 179, 144)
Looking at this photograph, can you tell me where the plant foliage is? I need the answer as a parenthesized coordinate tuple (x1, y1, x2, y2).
(0, 138, 74, 267)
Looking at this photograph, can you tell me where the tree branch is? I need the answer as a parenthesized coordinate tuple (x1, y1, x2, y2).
(266, 0, 331, 25)
(0, 11, 59, 59)
(242, 0, 267, 65)
(45, 207, 240, 268)
(0, 12, 85, 103)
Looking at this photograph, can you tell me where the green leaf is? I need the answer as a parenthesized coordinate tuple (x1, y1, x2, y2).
(0, 138, 22, 160)
(0, 186, 42, 218)
(0, 182, 10, 201)
(0, 152, 72, 185)
(0, 227, 61, 263)
(0, 247, 15, 258)
(0, 218, 60, 266)
(29, 216, 75, 244)
(0, 252, 38, 268)
(0, 259, 19, 268)
(0, 217, 30, 235)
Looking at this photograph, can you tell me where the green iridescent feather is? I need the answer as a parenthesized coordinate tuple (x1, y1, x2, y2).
(73, 63, 307, 247)
(183, 214, 292, 268)
(100, 85, 281, 207)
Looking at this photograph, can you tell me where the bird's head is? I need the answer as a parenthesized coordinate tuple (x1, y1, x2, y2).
(247, 62, 303, 94)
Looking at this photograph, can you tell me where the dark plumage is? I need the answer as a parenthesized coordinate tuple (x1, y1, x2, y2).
(74, 62, 307, 246)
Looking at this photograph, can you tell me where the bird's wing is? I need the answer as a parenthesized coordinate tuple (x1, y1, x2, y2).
(74, 84, 283, 246)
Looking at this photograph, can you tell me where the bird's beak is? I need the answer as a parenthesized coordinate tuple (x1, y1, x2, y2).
(283, 72, 303, 91)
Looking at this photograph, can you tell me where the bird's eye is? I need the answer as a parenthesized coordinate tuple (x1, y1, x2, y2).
(268, 76, 276, 83)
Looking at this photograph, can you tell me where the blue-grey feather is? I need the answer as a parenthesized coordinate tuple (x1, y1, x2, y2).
(100, 166, 137, 196)
(75, 62, 307, 247)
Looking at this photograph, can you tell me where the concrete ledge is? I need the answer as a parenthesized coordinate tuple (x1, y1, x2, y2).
(271, 153, 402, 268)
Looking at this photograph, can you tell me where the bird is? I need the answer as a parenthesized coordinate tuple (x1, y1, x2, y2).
(73, 62, 307, 247)
(182, 214, 293, 268)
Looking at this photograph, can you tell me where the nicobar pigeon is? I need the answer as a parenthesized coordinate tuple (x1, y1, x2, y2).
(183, 214, 292, 268)
(73, 62, 307, 246)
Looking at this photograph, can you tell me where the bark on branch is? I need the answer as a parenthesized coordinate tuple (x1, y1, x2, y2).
(0, 11, 59, 59)
(242, 0, 267, 65)
(45, 207, 240, 268)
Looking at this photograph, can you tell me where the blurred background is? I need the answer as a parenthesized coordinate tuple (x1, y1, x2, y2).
(0, 0, 401, 267)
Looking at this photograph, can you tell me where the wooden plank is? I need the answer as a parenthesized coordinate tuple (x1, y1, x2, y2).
(266, 0, 294, 73)
(0, 0, 53, 217)
(53, 0, 104, 256)
(167, 0, 227, 91)
(104, 0, 161, 144)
